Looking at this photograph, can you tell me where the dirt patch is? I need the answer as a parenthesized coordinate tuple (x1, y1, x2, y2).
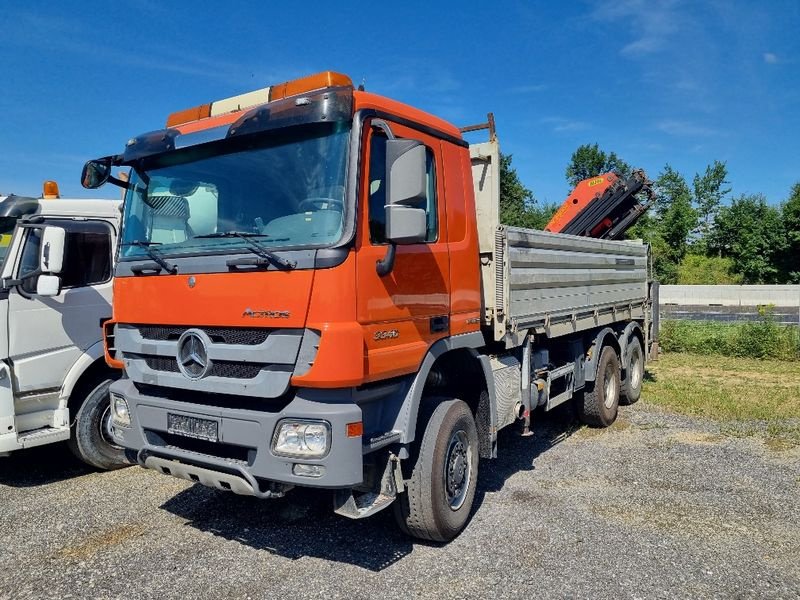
(573, 415, 632, 438)
(668, 431, 726, 446)
(56, 524, 148, 560)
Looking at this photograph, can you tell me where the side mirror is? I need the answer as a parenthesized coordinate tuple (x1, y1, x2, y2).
(81, 158, 112, 189)
(385, 139, 427, 245)
(40, 226, 66, 274)
(36, 274, 61, 297)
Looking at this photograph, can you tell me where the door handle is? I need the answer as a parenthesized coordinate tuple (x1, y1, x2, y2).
(430, 315, 449, 333)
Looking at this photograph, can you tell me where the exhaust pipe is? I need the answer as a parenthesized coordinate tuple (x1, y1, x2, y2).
(514, 401, 526, 420)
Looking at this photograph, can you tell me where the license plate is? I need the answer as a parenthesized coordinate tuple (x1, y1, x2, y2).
(167, 413, 219, 442)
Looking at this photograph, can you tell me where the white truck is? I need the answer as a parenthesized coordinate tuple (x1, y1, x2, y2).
(0, 193, 126, 469)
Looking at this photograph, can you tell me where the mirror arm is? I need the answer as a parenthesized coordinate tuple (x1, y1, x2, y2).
(371, 119, 396, 140)
(2, 278, 22, 289)
(107, 175, 133, 190)
(375, 244, 397, 277)
(2, 268, 41, 289)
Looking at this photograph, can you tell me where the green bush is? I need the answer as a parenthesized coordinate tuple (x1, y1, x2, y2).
(660, 309, 800, 361)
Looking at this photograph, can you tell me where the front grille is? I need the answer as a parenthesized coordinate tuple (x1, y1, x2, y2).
(145, 356, 180, 373)
(137, 325, 270, 345)
(210, 362, 264, 379)
(145, 430, 253, 465)
(143, 356, 264, 379)
(135, 383, 293, 412)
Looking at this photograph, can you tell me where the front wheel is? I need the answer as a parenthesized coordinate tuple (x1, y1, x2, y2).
(68, 378, 128, 470)
(393, 399, 479, 542)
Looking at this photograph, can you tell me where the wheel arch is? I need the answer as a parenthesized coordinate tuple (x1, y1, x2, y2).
(60, 341, 119, 412)
(395, 333, 496, 456)
(584, 327, 621, 384)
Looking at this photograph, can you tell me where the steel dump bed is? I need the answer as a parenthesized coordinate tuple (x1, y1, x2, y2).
(470, 141, 651, 344)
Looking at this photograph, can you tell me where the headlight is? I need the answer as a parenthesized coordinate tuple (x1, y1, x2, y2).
(272, 420, 330, 458)
(111, 394, 131, 428)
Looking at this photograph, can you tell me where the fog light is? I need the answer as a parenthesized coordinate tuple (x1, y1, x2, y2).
(272, 420, 330, 458)
(111, 394, 131, 428)
(293, 464, 326, 478)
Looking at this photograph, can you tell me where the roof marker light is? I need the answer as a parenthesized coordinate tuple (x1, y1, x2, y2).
(42, 180, 60, 199)
(165, 71, 353, 127)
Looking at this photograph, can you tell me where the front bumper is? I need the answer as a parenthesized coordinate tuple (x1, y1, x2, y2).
(110, 379, 364, 492)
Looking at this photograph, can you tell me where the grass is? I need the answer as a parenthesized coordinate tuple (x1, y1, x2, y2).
(660, 318, 800, 361)
(643, 352, 800, 449)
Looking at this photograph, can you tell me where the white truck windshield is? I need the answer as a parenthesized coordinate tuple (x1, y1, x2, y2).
(120, 122, 349, 259)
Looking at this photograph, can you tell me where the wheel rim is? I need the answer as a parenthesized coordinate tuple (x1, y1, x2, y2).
(603, 363, 618, 409)
(630, 349, 643, 391)
(444, 429, 472, 511)
(99, 404, 124, 450)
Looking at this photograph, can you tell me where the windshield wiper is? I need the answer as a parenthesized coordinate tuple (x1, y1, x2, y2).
(193, 232, 296, 270)
(122, 241, 178, 274)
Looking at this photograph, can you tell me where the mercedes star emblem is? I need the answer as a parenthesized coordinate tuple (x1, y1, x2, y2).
(176, 329, 211, 379)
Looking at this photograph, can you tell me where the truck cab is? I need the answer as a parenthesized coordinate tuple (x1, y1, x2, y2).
(0, 193, 126, 469)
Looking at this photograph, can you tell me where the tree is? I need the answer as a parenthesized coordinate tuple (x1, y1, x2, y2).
(641, 165, 698, 283)
(565, 143, 631, 188)
(708, 193, 786, 283)
(780, 182, 800, 282)
(499, 153, 556, 229)
(677, 254, 742, 284)
(692, 160, 730, 244)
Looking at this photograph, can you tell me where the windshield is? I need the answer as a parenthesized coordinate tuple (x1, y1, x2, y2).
(0, 216, 18, 268)
(120, 122, 350, 259)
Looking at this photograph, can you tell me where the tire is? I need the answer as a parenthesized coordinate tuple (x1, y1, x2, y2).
(68, 378, 128, 470)
(621, 337, 644, 405)
(393, 398, 479, 542)
(578, 345, 621, 428)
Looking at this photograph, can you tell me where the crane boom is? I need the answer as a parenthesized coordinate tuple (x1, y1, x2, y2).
(545, 169, 654, 240)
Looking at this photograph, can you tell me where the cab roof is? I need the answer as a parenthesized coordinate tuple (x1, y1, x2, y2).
(0, 195, 120, 220)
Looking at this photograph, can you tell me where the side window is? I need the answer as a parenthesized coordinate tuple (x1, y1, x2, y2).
(59, 228, 112, 288)
(18, 228, 42, 295)
(368, 132, 438, 244)
(17, 223, 112, 294)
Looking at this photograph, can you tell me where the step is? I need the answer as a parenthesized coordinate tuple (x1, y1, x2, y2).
(17, 426, 70, 449)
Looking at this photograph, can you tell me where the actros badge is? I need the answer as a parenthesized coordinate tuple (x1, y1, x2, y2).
(243, 308, 291, 319)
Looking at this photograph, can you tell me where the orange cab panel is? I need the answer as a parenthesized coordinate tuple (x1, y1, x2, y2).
(113, 270, 313, 329)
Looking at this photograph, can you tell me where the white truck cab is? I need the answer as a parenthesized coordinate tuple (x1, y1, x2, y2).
(0, 193, 126, 469)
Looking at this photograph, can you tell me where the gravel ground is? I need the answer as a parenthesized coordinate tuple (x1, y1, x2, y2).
(1, 402, 798, 600)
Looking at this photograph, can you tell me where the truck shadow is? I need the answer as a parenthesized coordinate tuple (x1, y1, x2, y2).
(159, 403, 579, 572)
(0, 442, 93, 487)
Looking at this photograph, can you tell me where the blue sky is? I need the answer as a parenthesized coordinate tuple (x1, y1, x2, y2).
(1, 1, 797, 207)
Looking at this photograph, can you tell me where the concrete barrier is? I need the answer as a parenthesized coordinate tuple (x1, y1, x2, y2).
(660, 285, 800, 307)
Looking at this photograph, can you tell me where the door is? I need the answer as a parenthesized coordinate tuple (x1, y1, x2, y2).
(7, 220, 114, 395)
(355, 119, 450, 382)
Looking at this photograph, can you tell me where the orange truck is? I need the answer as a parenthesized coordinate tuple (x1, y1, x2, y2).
(80, 71, 657, 541)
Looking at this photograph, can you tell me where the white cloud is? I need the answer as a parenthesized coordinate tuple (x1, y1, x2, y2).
(763, 52, 778, 64)
(591, 0, 682, 57)
(656, 119, 719, 137)
(508, 84, 549, 94)
(541, 117, 590, 133)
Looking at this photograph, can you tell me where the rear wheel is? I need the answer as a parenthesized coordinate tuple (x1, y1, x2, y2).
(621, 337, 644, 405)
(68, 378, 128, 470)
(578, 345, 620, 427)
(393, 398, 479, 542)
